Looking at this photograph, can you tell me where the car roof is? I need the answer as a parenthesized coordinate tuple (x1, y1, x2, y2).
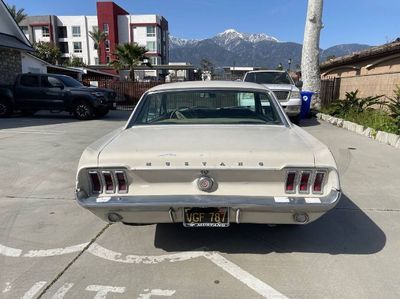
(147, 81, 271, 92)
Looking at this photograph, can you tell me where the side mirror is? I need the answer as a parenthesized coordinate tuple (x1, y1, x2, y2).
(295, 80, 303, 88)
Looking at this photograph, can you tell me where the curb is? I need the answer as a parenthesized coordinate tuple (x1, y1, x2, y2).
(316, 113, 400, 149)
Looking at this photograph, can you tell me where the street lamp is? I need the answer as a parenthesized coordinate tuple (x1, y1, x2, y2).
(287, 58, 292, 72)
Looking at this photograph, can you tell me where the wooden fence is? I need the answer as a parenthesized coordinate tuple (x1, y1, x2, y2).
(98, 81, 164, 110)
(320, 77, 341, 107)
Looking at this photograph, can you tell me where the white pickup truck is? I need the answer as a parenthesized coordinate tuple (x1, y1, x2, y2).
(243, 70, 303, 124)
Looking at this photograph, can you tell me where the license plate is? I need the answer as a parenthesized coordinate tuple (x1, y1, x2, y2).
(183, 207, 229, 227)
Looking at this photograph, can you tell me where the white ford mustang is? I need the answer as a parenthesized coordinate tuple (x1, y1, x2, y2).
(75, 81, 341, 227)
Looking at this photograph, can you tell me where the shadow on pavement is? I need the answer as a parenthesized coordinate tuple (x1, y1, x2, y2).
(0, 110, 131, 130)
(298, 117, 321, 127)
(154, 194, 386, 255)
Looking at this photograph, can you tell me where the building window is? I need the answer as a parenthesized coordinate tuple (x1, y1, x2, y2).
(72, 26, 81, 37)
(105, 40, 110, 52)
(146, 41, 156, 52)
(94, 57, 99, 65)
(57, 26, 67, 38)
(106, 56, 110, 64)
(42, 26, 50, 37)
(103, 24, 109, 34)
(146, 26, 156, 37)
(20, 75, 40, 87)
(149, 57, 157, 65)
(73, 42, 82, 53)
(59, 42, 69, 54)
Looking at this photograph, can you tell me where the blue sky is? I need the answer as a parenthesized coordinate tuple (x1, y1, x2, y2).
(6, 0, 399, 48)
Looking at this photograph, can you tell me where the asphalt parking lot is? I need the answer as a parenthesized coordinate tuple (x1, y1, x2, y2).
(0, 111, 399, 299)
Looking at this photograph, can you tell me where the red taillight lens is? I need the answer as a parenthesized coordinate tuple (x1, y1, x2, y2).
(299, 172, 311, 193)
(115, 171, 128, 193)
(89, 171, 101, 193)
(313, 172, 325, 193)
(102, 172, 114, 192)
(285, 172, 296, 192)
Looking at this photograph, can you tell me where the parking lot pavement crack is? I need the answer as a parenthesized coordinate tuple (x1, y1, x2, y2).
(335, 207, 400, 213)
(35, 223, 112, 299)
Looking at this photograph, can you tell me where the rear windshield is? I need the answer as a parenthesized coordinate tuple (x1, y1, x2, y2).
(244, 72, 293, 85)
(131, 90, 284, 126)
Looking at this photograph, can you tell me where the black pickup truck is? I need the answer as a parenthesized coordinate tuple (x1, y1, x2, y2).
(0, 73, 117, 120)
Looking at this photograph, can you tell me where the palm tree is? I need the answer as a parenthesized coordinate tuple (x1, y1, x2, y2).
(6, 4, 27, 24)
(301, 0, 323, 109)
(88, 28, 106, 64)
(110, 43, 150, 81)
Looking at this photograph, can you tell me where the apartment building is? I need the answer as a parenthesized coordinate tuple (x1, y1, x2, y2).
(19, 1, 169, 68)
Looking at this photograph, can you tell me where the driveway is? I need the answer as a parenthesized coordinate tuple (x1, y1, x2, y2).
(0, 112, 398, 299)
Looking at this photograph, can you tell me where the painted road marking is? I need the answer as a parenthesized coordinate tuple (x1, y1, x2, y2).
(1, 130, 65, 135)
(138, 289, 176, 299)
(85, 285, 126, 299)
(2, 282, 11, 293)
(22, 281, 47, 299)
(51, 283, 74, 299)
(0, 242, 288, 298)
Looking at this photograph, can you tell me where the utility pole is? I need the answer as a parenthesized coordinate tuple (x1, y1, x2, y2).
(301, 0, 324, 109)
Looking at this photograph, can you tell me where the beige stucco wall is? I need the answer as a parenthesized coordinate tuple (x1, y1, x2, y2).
(322, 54, 400, 99)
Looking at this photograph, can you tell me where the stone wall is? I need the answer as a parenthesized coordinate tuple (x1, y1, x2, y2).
(0, 48, 22, 84)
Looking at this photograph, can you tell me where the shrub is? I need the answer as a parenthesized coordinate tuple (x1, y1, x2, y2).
(386, 85, 400, 128)
(343, 109, 399, 135)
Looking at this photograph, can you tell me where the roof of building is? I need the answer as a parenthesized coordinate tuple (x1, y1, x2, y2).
(147, 80, 270, 92)
(320, 40, 400, 70)
(0, 0, 33, 51)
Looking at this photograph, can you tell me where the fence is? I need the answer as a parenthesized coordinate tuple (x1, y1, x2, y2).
(320, 77, 341, 107)
(98, 80, 164, 110)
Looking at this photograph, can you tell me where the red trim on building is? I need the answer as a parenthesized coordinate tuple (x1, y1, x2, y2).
(29, 22, 53, 42)
(96, 1, 129, 64)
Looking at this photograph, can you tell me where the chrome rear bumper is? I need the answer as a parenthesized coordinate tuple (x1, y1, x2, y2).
(77, 189, 341, 225)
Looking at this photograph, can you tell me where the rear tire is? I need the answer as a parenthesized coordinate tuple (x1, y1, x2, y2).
(73, 101, 94, 120)
(0, 99, 12, 118)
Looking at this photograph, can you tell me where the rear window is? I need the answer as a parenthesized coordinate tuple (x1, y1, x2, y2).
(131, 90, 284, 126)
(244, 72, 292, 85)
(20, 75, 40, 87)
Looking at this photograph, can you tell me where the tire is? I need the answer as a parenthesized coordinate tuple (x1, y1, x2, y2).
(73, 101, 94, 120)
(94, 108, 109, 118)
(0, 99, 12, 118)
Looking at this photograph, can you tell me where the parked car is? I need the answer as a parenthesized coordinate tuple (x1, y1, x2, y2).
(243, 70, 303, 124)
(75, 81, 341, 227)
(0, 73, 117, 120)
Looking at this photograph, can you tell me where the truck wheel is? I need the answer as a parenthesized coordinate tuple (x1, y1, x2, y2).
(94, 108, 109, 118)
(73, 101, 94, 120)
(0, 100, 12, 117)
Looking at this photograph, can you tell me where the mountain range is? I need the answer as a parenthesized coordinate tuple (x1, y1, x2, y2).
(169, 29, 371, 69)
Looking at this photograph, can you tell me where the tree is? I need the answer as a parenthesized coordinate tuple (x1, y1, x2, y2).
(89, 28, 106, 64)
(301, 0, 324, 109)
(200, 59, 215, 75)
(110, 43, 150, 81)
(6, 3, 27, 24)
(63, 56, 86, 67)
(33, 42, 61, 65)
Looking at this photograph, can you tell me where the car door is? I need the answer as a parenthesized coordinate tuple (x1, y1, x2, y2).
(13, 74, 43, 110)
(40, 75, 66, 110)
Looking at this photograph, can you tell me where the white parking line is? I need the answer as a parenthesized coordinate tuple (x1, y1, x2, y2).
(2, 282, 11, 293)
(51, 283, 74, 299)
(85, 285, 126, 299)
(138, 289, 176, 299)
(22, 281, 47, 299)
(1, 130, 65, 135)
(0, 241, 289, 298)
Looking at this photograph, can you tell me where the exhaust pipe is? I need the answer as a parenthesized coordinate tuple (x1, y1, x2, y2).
(293, 212, 309, 224)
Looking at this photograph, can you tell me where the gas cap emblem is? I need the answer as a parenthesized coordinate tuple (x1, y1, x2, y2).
(197, 175, 214, 192)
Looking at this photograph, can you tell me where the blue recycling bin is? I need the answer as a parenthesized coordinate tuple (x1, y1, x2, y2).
(300, 91, 314, 119)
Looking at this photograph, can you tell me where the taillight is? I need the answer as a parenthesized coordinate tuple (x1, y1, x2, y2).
(89, 171, 102, 193)
(115, 171, 128, 193)
(102, 171, 115, 193)
(313, 172, 325, 193)
(285, 172, 297, 193)
(299, 172, 311, 193)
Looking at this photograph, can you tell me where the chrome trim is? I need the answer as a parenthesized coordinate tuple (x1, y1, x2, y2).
(168, 208, 176, 223)
(236, 208, 241, 224)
